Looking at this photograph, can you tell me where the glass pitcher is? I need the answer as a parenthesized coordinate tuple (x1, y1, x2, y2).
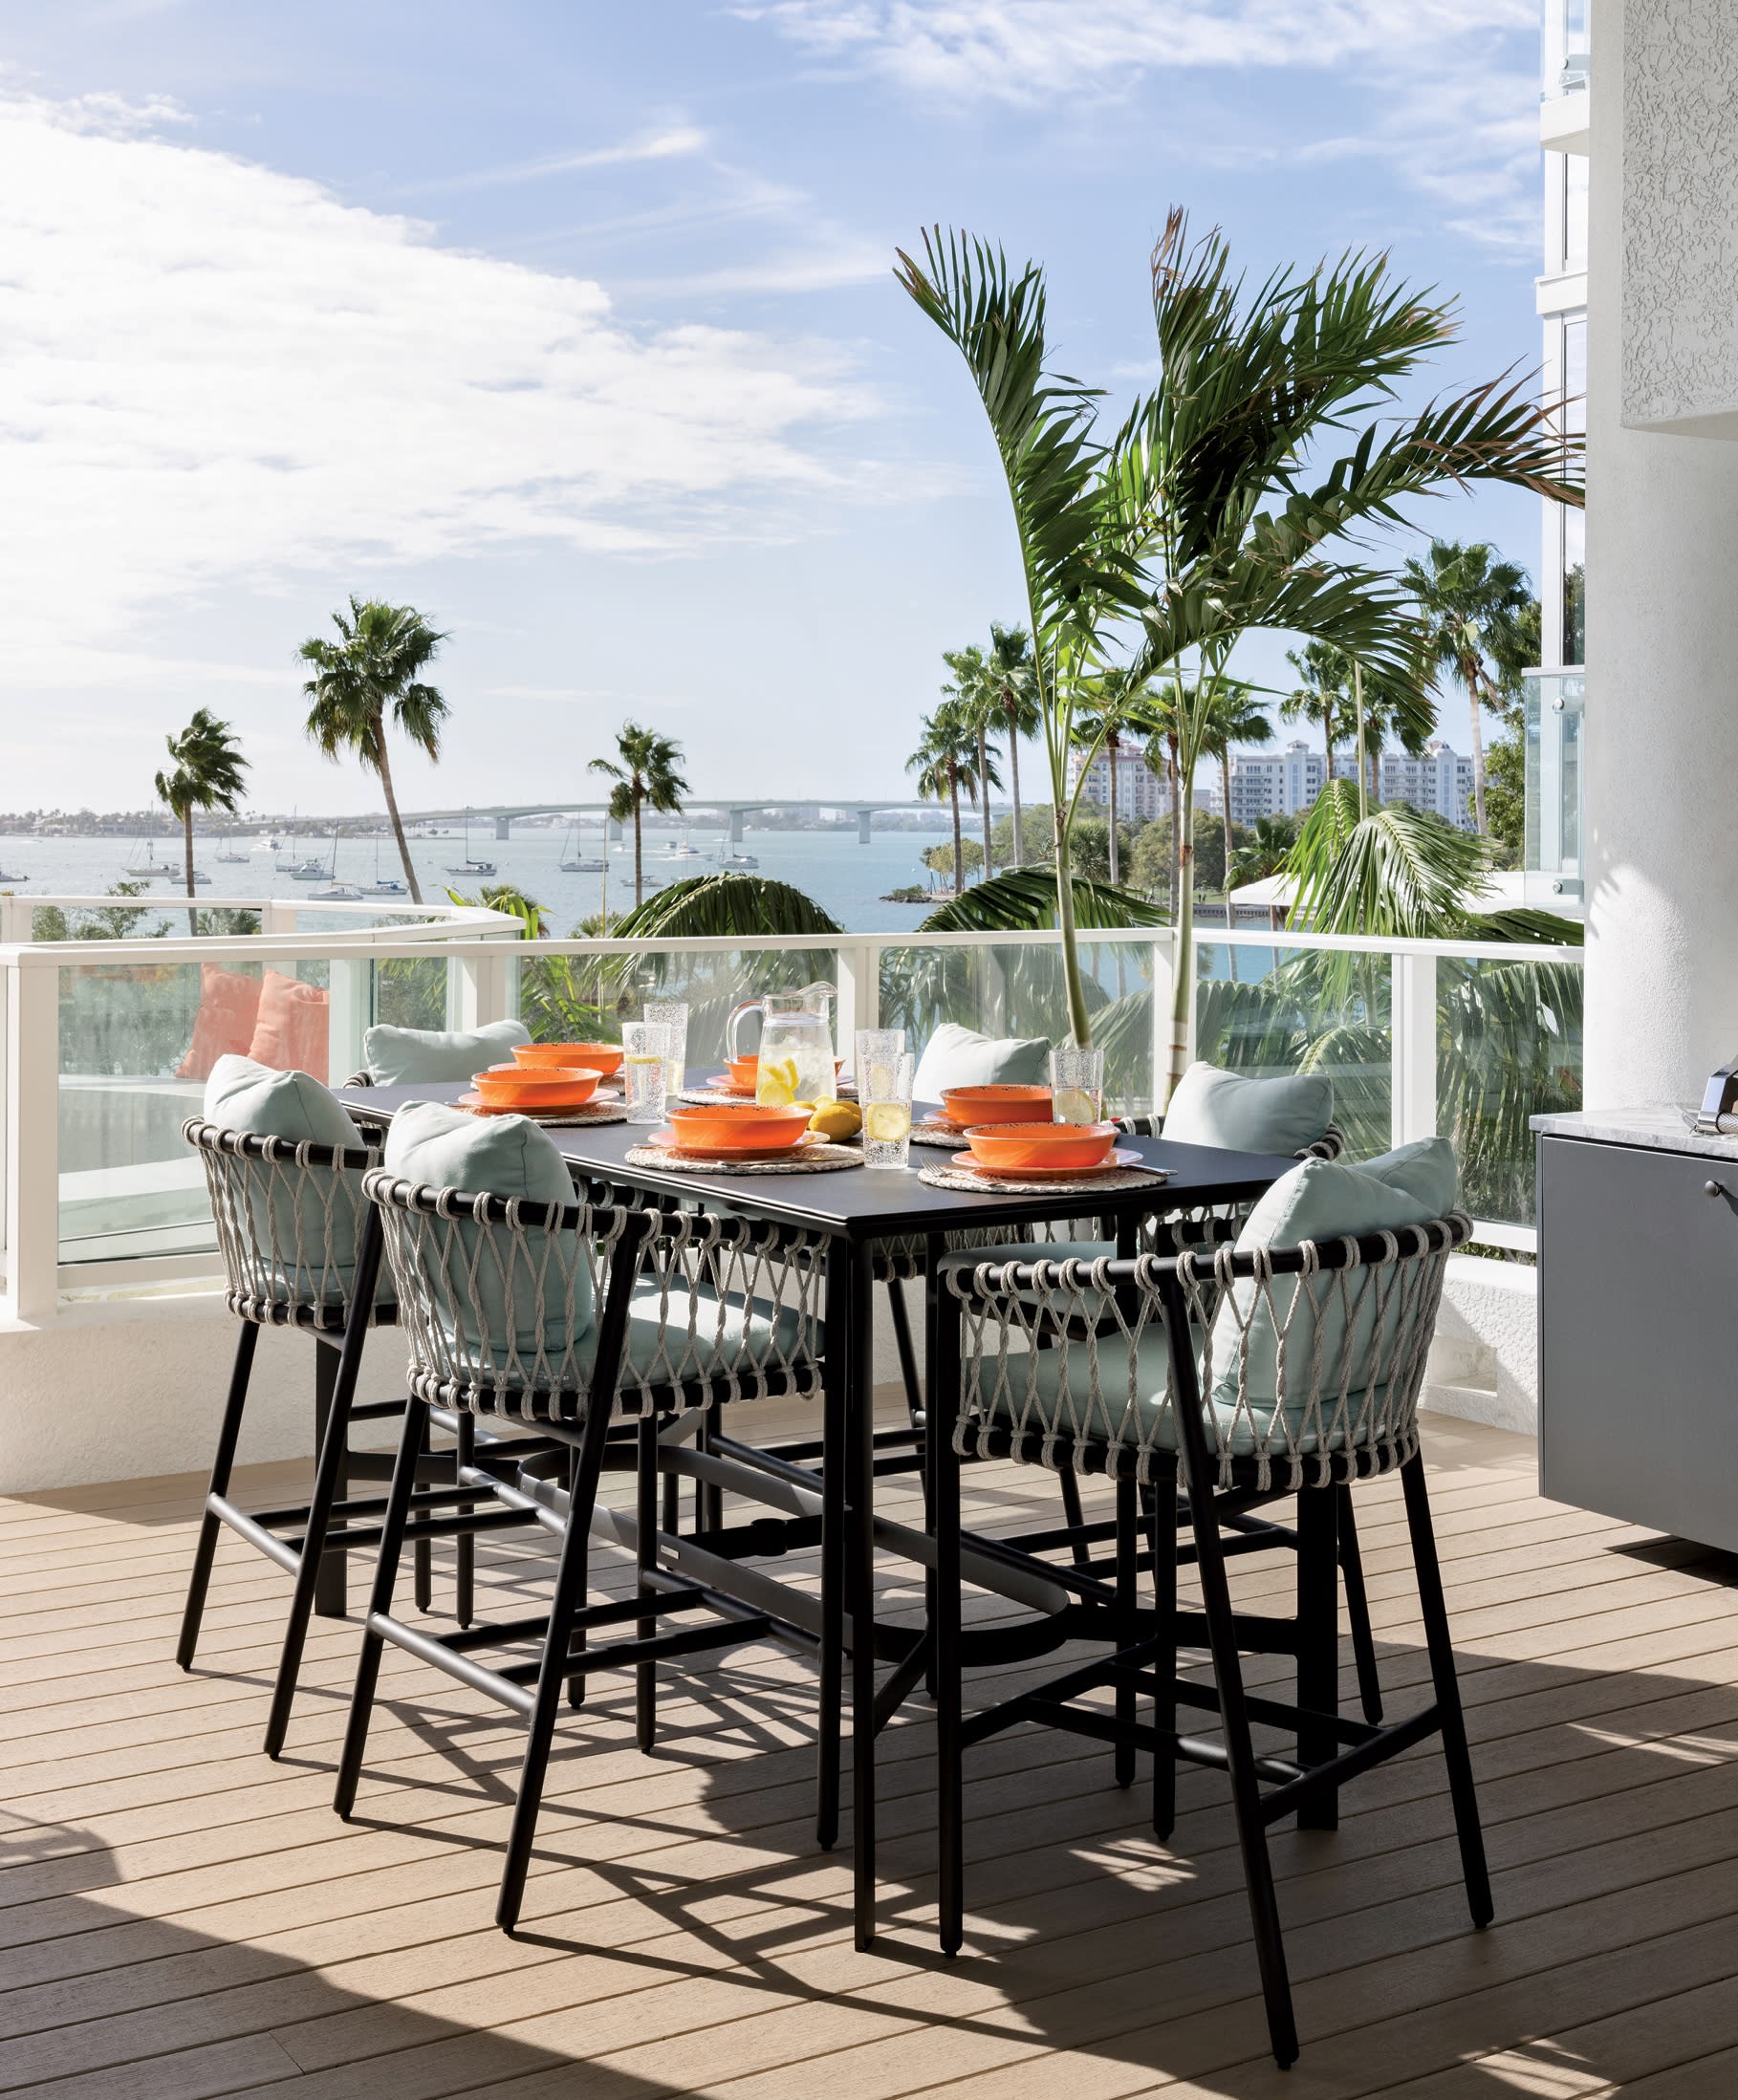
(728, 982, 836, 1106)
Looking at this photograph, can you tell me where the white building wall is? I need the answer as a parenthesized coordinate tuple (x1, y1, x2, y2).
(1068, 750, 1168, 820)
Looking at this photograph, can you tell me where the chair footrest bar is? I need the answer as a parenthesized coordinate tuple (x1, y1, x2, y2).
(872, 1632, 931, 1737)
(440, 1591, 716, 1655)
(364, 1612, 536, 1716)
(207, 1499, 301, 1576)
(497, 1613, 773, 1685)
(1174, 1608, 1302, 1655)
(350, 1398, 411, 1420)
(1257, 1703, 1443, 1825)
(1157, 1675, 1381, 1748)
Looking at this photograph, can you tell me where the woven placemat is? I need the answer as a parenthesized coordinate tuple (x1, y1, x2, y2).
(918, 1161, 1172, 1196)
(911, 1119, 968, 1149)
(623, 1140, 862, 1176)
(458, 1101, 628, 1128)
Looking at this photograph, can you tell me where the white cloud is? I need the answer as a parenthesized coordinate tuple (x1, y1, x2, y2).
(734, 0, 1534, 99)
(0, 90, 878, 686)
(402, 125, 709, 196)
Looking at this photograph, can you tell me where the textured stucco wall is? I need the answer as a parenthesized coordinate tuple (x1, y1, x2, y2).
(1423, 1257, 1539, 1437)
(1621, 0, 1738, 431)
(1585, 0, 1738, 1109)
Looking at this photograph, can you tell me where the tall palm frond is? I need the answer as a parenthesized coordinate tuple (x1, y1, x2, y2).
(917, 864, 1165, 933)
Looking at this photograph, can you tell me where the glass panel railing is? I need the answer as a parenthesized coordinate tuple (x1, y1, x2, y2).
(1438, 953, 1582, 1227)
(1194, 942, 1394, 1158)
(878, 939, 1158, 1116)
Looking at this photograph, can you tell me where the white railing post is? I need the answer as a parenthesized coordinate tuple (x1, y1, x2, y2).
(1148, 928, 1182, 1115)
(327, 959, 374, 1086)
(5, 960, 58, 1322)
(456, 947, 511, 1030)
(1392, 950, 1438, 1148)
(834, 941, 880, 1070)
(263, 900, 297, 936)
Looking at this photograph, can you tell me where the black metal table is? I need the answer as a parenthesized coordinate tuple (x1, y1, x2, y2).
(338, 1080, 1295, 1946)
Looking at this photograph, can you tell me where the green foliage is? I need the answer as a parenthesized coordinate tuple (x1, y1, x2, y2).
(915, 864, 1166, 934)
(1288, 778, 1491, 940)
(605, 873, 842, 941)
(1128, 812, 1237, 898)
(33, 880, 166, 942)
(1484, 726, 1525, 867)
(588, 721, 689, 909)
(443, 884, 547, 937)
(923, 838, 984, 878)
(1227, 814, 1297, 891)
(990, 803, 1128, 881)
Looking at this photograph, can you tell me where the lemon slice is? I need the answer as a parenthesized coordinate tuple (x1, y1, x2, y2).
(757, 1071, 796, 1107)
(1052, 1086, 1099, 1126)
(865, 1102, 912, 1144)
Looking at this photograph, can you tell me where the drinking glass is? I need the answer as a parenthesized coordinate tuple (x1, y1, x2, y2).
(643, 1000, 688, 1097)
(621, 1021, 671, 1126)
(856, 1029, 915, 1168)
(1050, 1043, 1105, 1125)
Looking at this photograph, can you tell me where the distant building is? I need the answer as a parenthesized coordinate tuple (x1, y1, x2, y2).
(1221, 738, 1477, 832)
(1227, 741, 1327, 823)
(1067, 748, 1168, 821)
(1379, 741, 1478, 832)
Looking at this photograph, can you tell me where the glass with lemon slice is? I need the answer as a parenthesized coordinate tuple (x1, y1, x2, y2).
(1050, 1043, 1105, 1125)
(855, 1028, 915, 1168)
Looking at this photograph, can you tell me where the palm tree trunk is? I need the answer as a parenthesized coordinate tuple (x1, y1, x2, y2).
(1054, 803, 1091, 1047)
(948, 764, 964, 897)
(1462, 655, 1488, 833)
(633, 786, 644, 907)
(374, 727, 423, 904)
(1106, 733, 1119, 885)
(1005, 700, 1024, 864)
(1166, 773, 1196, 1104)
(1221, 747, 1234, 907)
(976, 726, 993, 880)
(1352, 661, 1368, 824)
(183, 807, 197, 938)
(1167, 737, 1181, 922)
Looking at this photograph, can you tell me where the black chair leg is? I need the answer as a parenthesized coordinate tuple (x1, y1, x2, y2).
(1056, 1467, 1091, 1569)
(177, 1322, 258, 1671)
(498, 1397, 616, 1934)
(887, 1275, 923, 1427)
(312, 1338, 348, 1620)
(1401, 1454, 1493, 1928)
(932, 1324, 964, 1957)
(1336, 1483, 1383, 1724)
(566, 1442, 588, 1711)
(413, 1412, 434, 1614)
(1151, 1461, 1177, 1840)
(1294, 1483, 1340, 1831)
(636, 1413, 659, 1753)
(455, 1414, 475, 1631)
(1114, 1475, 1138, 1788)
(334, 1397, 429, 1820)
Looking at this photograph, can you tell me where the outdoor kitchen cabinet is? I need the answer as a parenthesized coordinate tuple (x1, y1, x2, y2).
(1535, 1112, 1738, 1553)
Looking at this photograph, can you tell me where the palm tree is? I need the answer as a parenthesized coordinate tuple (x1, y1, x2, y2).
(940, 644, 1005, 881)
(588, 722, 689, 909)
(155, 710, 250, 934)
(899, 215, 1579, 1072)
(1282, 641, 1357, 786)
(905, 700, 984, 898)
(988, 622, 1038, 864)
(299, 597, 448, 904)
(1227, 813, 1296, 892)
(1074, 669, 1145, 885)
(1197, 680, 1273, 871)
(1402, 540, 1535, 834)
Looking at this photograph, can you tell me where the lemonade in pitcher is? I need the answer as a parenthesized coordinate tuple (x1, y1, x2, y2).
(728, 985, 836, 1108)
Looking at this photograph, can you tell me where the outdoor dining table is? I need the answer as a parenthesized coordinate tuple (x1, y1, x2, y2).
(337, 1079, 1297, 1946)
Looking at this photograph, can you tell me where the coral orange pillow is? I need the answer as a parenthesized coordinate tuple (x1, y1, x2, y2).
(176, 964, 264, 1082)
(247, 968, 331, 1083)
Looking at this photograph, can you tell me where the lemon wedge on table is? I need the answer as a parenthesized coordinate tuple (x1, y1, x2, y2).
(809, 1100, 862, 1141)
(863, 1102, 911, 1145)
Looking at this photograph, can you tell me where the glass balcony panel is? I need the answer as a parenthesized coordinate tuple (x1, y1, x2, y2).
(1193, 942, 1392, 1158)
(878, 939, 1157, 1116)
(1439, 954, 1581, 1226)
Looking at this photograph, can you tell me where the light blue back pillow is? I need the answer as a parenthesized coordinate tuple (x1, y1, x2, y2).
(383, 1099, 589, 1366)
(364, 1018, 531, 1085)
(912, 1023, 1051, 1102)
(203, 1055, 372, 1301)
(1163, 1061, 1334, 1157)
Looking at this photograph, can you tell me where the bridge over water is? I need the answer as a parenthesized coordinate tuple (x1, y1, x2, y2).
(398, 798, 1003, 845)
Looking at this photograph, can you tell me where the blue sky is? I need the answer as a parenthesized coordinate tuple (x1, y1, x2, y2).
(0, 0, 1543, 814)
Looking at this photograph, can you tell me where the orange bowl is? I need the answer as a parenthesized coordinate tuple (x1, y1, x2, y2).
(472, 1063, 600, 1110)
(666, 1102, 814, 1153)
(726, 1053, 760, 1090)
(939, 1083, 1054, 1129)
(512, 1040, 622, 1077)
(965, 1121, 1118, 1172)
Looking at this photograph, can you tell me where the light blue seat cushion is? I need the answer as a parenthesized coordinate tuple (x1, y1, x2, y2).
(912, 1023, 1051, 1103)
(364, 1018, 532, 1086)
(585, 1274, 819, 1395)
(204, 1055, 374, 1303)
(1162, 1060, 1334, 1157)
(383, 1099, 587, 1362)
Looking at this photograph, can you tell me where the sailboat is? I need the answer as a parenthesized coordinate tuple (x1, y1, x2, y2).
(275, 812, 302, 874)
(664, 828, 704, 861)
(363, 835, 408, 897)
(445, 810, 495, 878)
(558, 818, 604, 875)
(215, 828, 250, 864)
(122, 838, 169, 878)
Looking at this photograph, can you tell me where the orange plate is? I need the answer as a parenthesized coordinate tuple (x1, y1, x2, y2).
(959, 1147, 1143, 1182)
(512, 1041, 623, 1076)
(665, 1101, 815, 1152)
(964, 1120, 1119, 1173)
(472, 1063, 600, 1110)
(704, 1072, 757, 1096)
(651, 1128, 823, 1164)
(940, 1083, 1054, 1129)
(455, 1091, 599, 1119)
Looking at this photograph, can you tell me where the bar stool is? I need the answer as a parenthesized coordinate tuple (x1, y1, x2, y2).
(931, 1207, 1490, 2068)
(179, 1119, 504, 1756)
(336, 1172, 830, 1932)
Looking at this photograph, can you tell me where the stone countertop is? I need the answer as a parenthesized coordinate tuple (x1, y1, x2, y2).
(1530, 1104, 1738, 1161)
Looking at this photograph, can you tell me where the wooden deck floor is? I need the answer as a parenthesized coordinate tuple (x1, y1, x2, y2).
(5, 1399, 1738, 2099)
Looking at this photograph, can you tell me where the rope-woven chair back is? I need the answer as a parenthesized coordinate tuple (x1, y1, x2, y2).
(947, 1211, 1470, 1491)
(184, 1117, 392, 1331)
(364, 1171, 827, 1424)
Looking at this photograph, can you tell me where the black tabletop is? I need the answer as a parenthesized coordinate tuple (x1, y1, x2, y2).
(337, 1081, 1297, 1243)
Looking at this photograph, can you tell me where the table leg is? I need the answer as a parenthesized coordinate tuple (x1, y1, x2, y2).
(847, 1246, 878, 1949)
(815, 1246, 847, 1851)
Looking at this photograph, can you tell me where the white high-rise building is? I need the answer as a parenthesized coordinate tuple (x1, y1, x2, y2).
(1067, 748, 1168, 821)
(1379, 741, 1478, 831)
(1227, 741, 1327, 822)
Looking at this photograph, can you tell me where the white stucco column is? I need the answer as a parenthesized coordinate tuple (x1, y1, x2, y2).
(1584, 0, 1738, 1108)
